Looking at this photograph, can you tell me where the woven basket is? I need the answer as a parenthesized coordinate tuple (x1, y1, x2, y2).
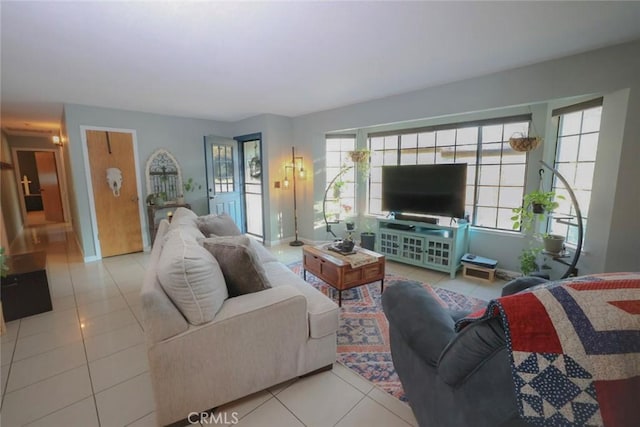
(509, 136, 542, 152)
(348, 150, 369, 163)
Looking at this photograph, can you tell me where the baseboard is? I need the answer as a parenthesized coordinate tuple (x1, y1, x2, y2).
(496, 268, 521, 281)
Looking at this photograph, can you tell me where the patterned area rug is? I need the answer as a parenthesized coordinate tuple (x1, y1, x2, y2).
(288, 262, 487, 402)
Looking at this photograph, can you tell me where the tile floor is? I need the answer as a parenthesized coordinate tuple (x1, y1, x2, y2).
(1, 223, 504, 427)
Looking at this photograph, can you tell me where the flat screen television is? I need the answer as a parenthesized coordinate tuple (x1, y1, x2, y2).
(381, 164, 467, 219)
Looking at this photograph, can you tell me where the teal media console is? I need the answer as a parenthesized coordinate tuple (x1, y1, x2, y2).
(375, 217, 470, 278)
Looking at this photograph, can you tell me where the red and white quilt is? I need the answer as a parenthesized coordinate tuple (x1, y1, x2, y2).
(456, 273, 640, 426)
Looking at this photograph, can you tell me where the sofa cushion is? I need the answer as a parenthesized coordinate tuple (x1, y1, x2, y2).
(197, 213, 242, 236)
(248, 239, 278, 264)
(202, 236, 271, 297)
(166, 207, 205, 241)
(157, 229, 228, 325)
(263, 262, 339, 339)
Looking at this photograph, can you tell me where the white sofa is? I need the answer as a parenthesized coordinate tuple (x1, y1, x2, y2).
(140, 216, 339, 426)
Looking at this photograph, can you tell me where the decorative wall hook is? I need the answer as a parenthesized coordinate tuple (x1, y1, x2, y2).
(106, 167, 123, 197)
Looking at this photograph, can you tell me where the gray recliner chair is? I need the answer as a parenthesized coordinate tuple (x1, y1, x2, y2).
(382, 280, 542, 427)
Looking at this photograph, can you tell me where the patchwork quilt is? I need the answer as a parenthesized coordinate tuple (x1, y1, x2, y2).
(456, 273, 640, 426)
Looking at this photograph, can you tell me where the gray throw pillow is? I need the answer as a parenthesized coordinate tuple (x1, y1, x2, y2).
(202, 236, 271, 297)
(157, 229, 228, 325)
(196, 213, 242, 236)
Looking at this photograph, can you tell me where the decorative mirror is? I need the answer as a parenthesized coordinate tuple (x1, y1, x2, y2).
(145, 149, 183, 203)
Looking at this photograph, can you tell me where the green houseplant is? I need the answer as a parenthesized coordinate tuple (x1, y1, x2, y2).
(0, 247, 9, 278)
(519, 246, 542, 276)
(511, 190, 564, 233)
(512, 190, 566, 274)
(183, 177, 202, 194)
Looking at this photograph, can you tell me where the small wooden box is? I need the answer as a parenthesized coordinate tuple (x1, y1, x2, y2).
(462, 263, 496, 283)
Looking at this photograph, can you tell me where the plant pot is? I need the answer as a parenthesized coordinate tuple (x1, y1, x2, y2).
(508, 136, 541, 152)
(532, 203, 545, 214)
(360, 232, 375, 251)
(543, 234, 565, 254)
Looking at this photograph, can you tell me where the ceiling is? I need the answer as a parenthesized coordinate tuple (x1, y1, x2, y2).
(2, 1, 640, 135)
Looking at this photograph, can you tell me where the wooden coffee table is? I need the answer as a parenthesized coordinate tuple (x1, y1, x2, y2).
(302, 245, 385, 307)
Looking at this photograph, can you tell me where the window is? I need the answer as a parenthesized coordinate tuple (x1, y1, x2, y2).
(549, 99, 603, 245)
(368, 116, 530, 231)
(325, 135, 356, 221)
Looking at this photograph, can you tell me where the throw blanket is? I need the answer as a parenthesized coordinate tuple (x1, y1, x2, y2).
(319, 244, 378, 268)
(456, 273, 640, 427)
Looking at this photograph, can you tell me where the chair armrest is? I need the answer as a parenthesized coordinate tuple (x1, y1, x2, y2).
(438, 317, 506, 387)
(382, 281, 456, 366)
(501, 276, 548, 296)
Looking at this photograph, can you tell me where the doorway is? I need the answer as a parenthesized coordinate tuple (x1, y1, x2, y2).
(236, 133, 264, 241)
(12, 149, 65, 226)
(83, 128, 144, 258)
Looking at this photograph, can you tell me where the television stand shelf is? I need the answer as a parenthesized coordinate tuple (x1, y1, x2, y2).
(375, 217, 470, 278)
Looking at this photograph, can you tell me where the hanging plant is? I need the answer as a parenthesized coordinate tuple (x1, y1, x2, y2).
(332, 180, 345, 200)
(509, 132, 542, 152)
(347, 149, 370, 176)
(511, 190, 564, 233)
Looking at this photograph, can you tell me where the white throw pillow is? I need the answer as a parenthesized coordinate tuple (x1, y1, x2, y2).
(158, 229, 228, 325)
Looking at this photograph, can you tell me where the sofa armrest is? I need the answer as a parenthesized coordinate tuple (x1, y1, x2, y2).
(147, 285, 309, 424)
(382, 281, 456, 366)
(161, 285, 309, 344)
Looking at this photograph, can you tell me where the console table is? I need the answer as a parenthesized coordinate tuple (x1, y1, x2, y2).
(376, 218, 469, 278)
(1, 251, 52, 321)
(147, 203, 191, 244)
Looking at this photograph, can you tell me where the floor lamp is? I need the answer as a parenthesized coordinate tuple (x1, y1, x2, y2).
(284, 147, 304, 246)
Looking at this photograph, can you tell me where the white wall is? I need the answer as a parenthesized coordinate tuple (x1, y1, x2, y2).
(60, 40, 640, 272)
(290, 40, 640, 273)
(63, 104, 231, 259)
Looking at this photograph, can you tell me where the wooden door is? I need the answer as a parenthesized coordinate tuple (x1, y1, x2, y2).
(34, 152, 64, 222)
(86, 130, 143, 257)
(204, 136, 244, 230)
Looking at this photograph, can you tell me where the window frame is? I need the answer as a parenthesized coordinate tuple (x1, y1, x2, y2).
(367, 114, 531, 231)
(325, 134, 357, 222)
(548, 98, 603, 246)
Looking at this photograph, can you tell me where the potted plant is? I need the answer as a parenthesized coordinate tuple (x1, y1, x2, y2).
(178, 177, 202, 203)
(332, 179, 345, 200)
(183, 177, 202, 193)
(511, 190, 564, 233)
(541, 233, 565, 255)
(519, 246, 543, 276)
(347, 149, 370, 176)
(508, 132, 542, 153)
(1, 247, 9, 278)
(359, 218, 376, 251)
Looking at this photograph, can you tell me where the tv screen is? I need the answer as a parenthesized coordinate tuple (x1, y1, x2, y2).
(382, 164, 467, 219)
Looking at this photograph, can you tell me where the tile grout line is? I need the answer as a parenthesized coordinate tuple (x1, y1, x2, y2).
(331, 393, 368, 427)
(0, 318, 22, 411)
(65, 239, 103, 427)
(273, 393, 310, 427)
(101, 258, 146, 333)
(124, 409, 154, 426)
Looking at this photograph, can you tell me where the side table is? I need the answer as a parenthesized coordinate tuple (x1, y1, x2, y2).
(1, 251, 52, 321)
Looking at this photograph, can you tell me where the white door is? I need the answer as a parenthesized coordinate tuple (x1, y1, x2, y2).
(204, 136, 244, 230)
